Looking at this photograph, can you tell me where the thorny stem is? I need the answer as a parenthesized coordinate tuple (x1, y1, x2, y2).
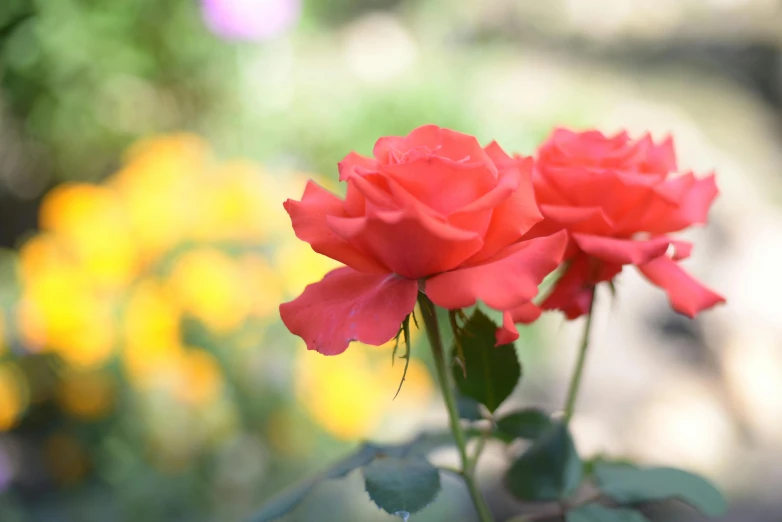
(563, 286, 596, 422)
(417, 293, 495, 522)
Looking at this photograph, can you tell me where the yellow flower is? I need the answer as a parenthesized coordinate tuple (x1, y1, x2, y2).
(56, 370, 115, 420)
(194, 161, 287, 242)
(122, 279, 184, 387)
(237, 253, 284, 318)
(167, 248, 253, 333)
(294, 344, 434, 440)
(109, 134, 210, 265)
(0, 363, 28, 431)
(17, 236, 115, 367)
(38, 183, 138, 290)
(275, 240, 341, 298)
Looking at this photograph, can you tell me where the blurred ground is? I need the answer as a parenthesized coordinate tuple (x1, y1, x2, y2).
(0, 1, 781, 521)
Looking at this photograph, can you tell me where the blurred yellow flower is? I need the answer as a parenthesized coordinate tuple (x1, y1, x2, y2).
(195, 161, 287, 242)
(17, 236, 115, 367)
(275, 240, 341, 298)
(9, 131, 342, 439)
(38, 183, 138, 289)
(109, 134, 209, 265)
(56, 370, 115, 420)
(0, 363, 28, 431)
(238, 254, 284, 318)
(123, 279, 183, 387)
(295, 344, 433, 440)
(167, 248, 253, 332)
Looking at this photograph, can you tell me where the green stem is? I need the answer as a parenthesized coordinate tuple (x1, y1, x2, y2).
(563, 287, 596, 422)
(418, 293, 494, 522)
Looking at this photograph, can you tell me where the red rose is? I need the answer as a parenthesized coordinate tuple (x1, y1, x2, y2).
(523, 128, 724, 319)
(280, 125, 567, 355)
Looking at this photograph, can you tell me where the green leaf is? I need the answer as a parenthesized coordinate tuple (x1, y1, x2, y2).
(451, 310, 521, 412)
(249, 444, 381, 521)
(593, 463, 727, 517)
(363, 457, 441, 515)
(566, 505, 649, 522)
(505, 422, 583, 501)
(495, 409, 552, 442)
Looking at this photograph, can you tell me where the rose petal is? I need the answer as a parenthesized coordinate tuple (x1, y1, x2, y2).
(345, 172, 397, 209)
(404, 125, 495, 167)
(637, 256, 725, 318)
(483, 141, 516, 169)
(284, 181, 387, 273)
(495, 302, 543, 345)
(634, 133, 677, 176)
(497, 311, 520, 345)
(635, 173, 718, 234)
(383, 156, 497, 215)
(327, 205, 484, 279)
(539, 205, 615, 236)
(279, 267, 419, 355)
(338, 151, 379, 181)
(541, 254, 622, 319)
(467, 158, 543, 263)
(531, 173, 572, 207)
(670, 239, 692, 260)
(425, 231, 568, 311)
(678, 173, 718, 225)
(571, 233, 671, 266)
(542, 166, 651, 220)
(383, 176, 493, 236)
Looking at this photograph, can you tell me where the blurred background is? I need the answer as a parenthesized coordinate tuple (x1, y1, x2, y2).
(0, 0, 780, 521)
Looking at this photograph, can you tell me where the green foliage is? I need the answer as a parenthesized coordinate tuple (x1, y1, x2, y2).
(451, 310, 521, 412)
(1, 0, 237, 183)
(505, 422, 583, 501)
(363, 457, 441, 516)
(249, 430, 478, 521)
(494, 409, 552, 442)
(566, 504, 649, 522)
(593, 462, 728, 517)
(249, 444, 380, 522)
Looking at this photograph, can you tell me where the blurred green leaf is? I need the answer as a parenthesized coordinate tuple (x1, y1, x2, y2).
(249, 444, 381, 522)
(363, 457, 441, 516)
(495, 409, 552, 442)
(249, 429, 481, 521)
(451, 310, 521, 412)
(566, 505, 649, 522)
(593, 463, 727, 517)
(505, 422, 583, 501)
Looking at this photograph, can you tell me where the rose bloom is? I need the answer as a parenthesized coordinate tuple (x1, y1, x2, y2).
(280, 125, 567, 355)
(523, 128, 725, 319)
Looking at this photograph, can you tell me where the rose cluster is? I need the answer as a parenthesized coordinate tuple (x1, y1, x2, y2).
(280, 125, 724, 355)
